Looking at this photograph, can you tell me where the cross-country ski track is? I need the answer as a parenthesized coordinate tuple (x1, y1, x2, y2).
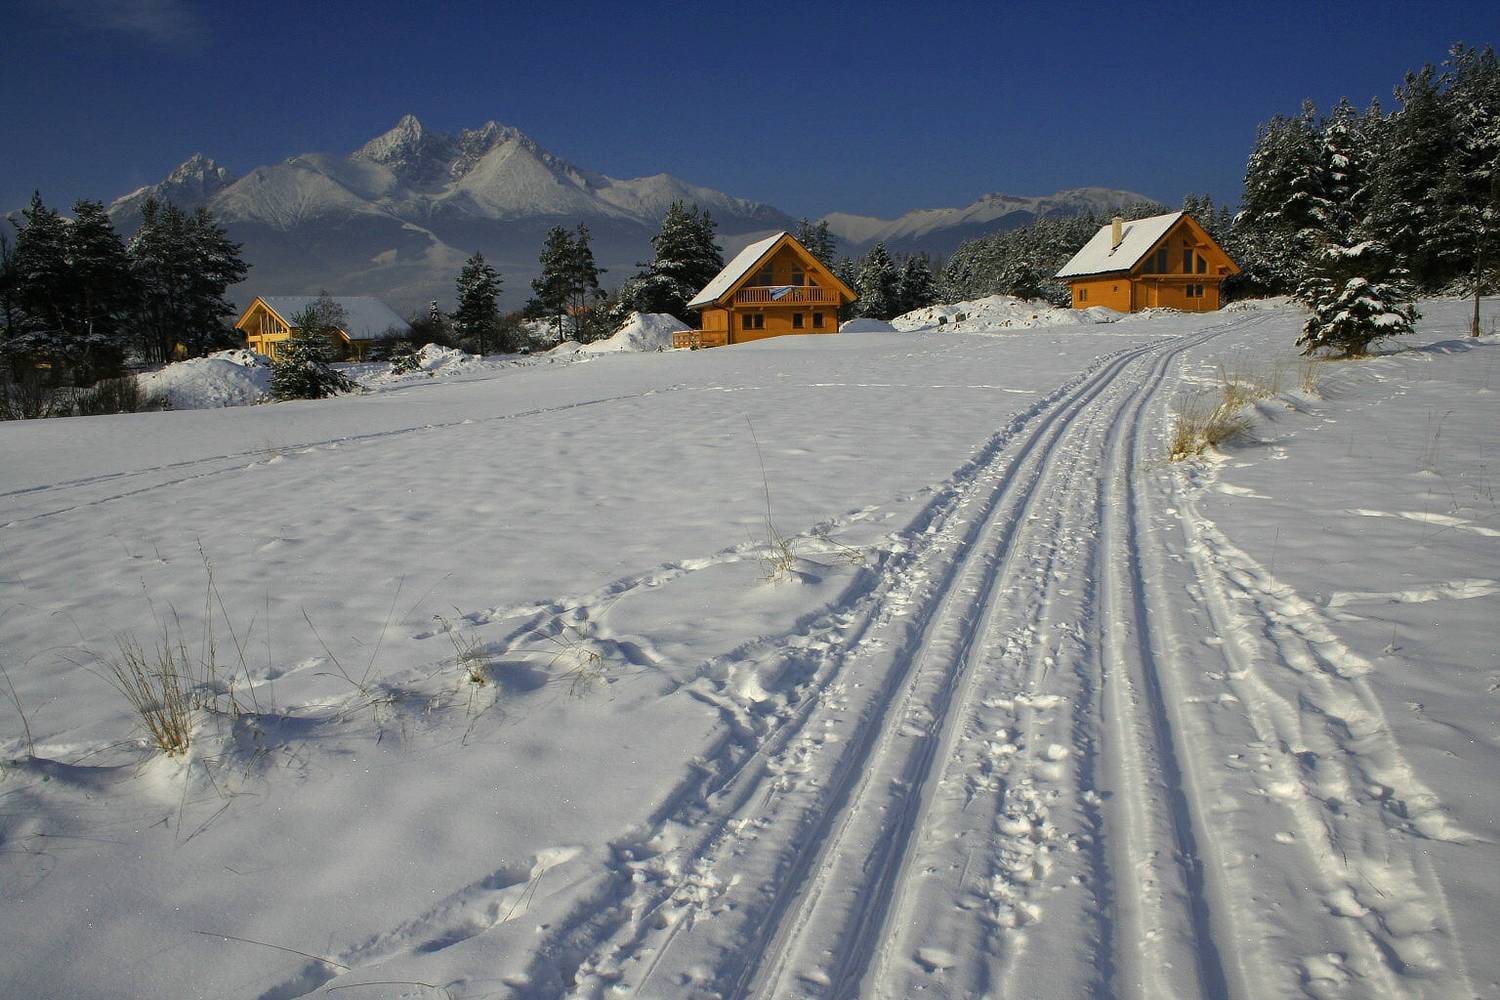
(453, 311, 1470, 1000)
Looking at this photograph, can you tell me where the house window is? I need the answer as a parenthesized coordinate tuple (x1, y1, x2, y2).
(1185, 284, 1204, 298)
(791, 267, 805, 286)
(742, 313, 764, 330)
(1150, 247, 1169, 273)
(1079, 287, 1089, 302)
(755, 264, 774, 286)
(812, 312, 824, 328)
(793, 313, 804, 329)
(1196, 255, 1207, 274)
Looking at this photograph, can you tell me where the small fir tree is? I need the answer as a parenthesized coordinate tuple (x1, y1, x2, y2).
(896, 253, 937, 315)
(855, 243, 900, 320)
(269, 299, 357, 399)
(1296, 240, 1417, 357)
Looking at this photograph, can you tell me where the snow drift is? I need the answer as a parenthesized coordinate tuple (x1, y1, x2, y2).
(134, 348, 271, 409)
(892, 294, 1122, 332)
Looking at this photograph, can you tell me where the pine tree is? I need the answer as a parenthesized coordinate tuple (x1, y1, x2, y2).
(1296, 239, 1417, 357)
(855, 243, 900, 319)
(129, 198, 247, 363)
(270, 299, 356, 399)
(629, 202, 724, 322)
(834, 256, 860, 322)
(452, 252, 503, 354)
(1235, 105, 1325, 293)
(895, 253, 937, 314)
(8, 194, 134, 380)
(567, 224, 606, 341)
(0, 231, 17, 350)
(529, 226, 576, 342)
(1432, 44, 1500, 332)
(1369, 66, 1456, 290)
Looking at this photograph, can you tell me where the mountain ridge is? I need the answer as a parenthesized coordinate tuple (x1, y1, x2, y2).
(93, 115, 1152, 312)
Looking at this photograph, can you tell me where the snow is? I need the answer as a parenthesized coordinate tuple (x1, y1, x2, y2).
(891, 293, 1123, 331)
(685, 232, 785, 308)
(1054, 210, 1183, 278)
(579, 312, 686, 353)
(134, 348, 272, 409)
(3, 298, 1498, 1000)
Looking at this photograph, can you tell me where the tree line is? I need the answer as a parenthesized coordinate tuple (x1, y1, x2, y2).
(1, 194, 247, 382)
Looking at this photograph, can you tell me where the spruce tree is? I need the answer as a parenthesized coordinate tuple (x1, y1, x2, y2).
(896, 253, 937, 314)
(129, 198, 246, 362)
(567, 224, 606, 341)
(855, 243, 900, 320)
(1369, 66, 1456, 290)
(452, 252, 503, 354)
(1296, 240, 1417, 357)
(630, 201, 723, 322)
(270, 301, 356, 400)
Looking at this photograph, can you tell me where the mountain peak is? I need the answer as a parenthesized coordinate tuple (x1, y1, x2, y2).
(166, 153, 232, 187)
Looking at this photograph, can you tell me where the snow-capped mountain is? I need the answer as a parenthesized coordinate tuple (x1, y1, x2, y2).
(821, 187, 1156, 257)
(93, 115, 1150, 313)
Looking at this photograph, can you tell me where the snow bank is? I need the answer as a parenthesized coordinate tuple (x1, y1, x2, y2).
(840, 318, 897, 333)
(581, 313, 686, 353)
(412, 343, 480, 373)
(135, 349, 271, 409)
(892, 294, 1121, 332)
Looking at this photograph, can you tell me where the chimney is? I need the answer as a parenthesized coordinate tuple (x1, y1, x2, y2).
(1110, 216, 1124, 250)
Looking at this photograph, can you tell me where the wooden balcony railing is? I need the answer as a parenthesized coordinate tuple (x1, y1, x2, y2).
(734, 285, 837, 305)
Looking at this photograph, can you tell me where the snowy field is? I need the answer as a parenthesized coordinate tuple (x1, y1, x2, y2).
(1, 299, 1497, 999)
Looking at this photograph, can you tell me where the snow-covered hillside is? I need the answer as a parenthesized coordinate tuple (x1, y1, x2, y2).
(2, 300, 1496, 1000)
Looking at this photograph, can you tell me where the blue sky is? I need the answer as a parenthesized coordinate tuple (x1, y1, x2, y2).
(3, 0, 1496, 220)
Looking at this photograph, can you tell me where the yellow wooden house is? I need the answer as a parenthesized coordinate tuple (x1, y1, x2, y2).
(679, 232, 858, 348)
(235, 295, 411, 361)
(1056, 212, 1239, 312)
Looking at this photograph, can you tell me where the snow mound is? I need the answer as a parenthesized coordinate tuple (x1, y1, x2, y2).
(413, 344, 480, 373)
(892, 295, 1122, 332)
(841, 318, 897, 333)
(1224, 295, 1298, 313)
(135, 350, 271, 409)
(582, 313, 686, 353)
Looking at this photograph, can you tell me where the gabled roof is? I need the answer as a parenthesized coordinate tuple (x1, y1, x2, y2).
(686, 232, 856, 309)
(1055, 211, 1184, 279)
(687, 233, 786, 309)
(243, 296, 412, 341)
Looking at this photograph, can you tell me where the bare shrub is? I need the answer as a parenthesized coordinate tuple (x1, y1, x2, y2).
(1168, 393, 1253, 461)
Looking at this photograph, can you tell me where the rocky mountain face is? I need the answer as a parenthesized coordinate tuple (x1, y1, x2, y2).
(96, 115, 1151, 314)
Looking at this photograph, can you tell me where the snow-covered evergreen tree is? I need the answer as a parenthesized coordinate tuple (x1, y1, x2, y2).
(1296, 240, 1417, 357)
(628, 202, 723, 322)
(1368, 66, 1456, 290)
(529, 226, 577, 342)
(452, 252, 503, 354)
(895, 253, 937, 315)
(855, 243, 900, 319)
(567, 224, 606, 342)
(270, 300, 357, 399)
(1430, 44, 1500, 331)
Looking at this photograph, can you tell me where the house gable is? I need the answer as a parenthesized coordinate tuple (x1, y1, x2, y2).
(687, 233, 856, 310)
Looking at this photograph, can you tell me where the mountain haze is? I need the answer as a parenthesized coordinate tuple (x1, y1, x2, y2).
(96, 116, 1150, 313)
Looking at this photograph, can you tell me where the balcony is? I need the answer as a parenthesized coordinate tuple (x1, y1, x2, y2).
(733, 284, 838, 305)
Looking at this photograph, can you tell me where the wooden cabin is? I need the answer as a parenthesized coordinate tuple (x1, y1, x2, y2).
(1056, 212, 1239, 312)
(680, 232, 858, 348)
(235, 296, 411, 361)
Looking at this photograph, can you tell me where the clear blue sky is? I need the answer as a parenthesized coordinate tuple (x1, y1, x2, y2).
(3, 0, 1496, 220)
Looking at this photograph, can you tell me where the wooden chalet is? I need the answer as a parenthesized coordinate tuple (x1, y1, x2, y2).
(679, 232, 858, 348)
(235, 295, 411, 361)
(1056, 212, 1239, 312)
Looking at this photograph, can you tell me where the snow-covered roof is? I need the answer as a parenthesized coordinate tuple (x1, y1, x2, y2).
(260, 296, 411, 340)
(686, 232, 787, 309)
(1055, 211, 1184, 279)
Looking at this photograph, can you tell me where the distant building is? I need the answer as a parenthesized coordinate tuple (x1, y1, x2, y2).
(235, 296, 410, 361)
(1056, 212, 1239, 312)
(681, 232, 858, 348)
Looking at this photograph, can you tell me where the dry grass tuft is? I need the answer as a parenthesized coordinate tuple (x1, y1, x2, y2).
(107, 631, 198, 755)
(1168, 393, 1254, 461)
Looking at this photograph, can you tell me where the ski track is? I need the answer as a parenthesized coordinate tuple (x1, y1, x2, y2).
(210, 310, 1470, 1000)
